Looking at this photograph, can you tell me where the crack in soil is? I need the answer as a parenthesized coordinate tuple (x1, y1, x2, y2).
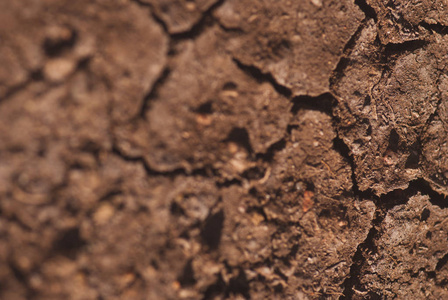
(354, 0, 377, 21)
(129, 0, 170, 35)
(138, 67, 171, 120)
(133, 0, 228, 120)
(420, 21, 448, 35)
(232, 58, 292, 99)
(111, 144, 212, 178)
(170, 0, 226, 40)
(131, 0, 226, 40)
(340, 177, 448, 299)
(4, 1, 448, 298)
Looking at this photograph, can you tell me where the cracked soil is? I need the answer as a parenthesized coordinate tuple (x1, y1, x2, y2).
(1, 0, 448, 299)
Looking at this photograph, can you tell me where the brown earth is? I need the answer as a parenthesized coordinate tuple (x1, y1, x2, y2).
(1, 0, 448, 299)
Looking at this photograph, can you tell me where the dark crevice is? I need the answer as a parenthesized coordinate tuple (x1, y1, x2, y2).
(98, 190, 122, 203)
(408, 178, 448, 209)
(420, 21, 448, 35)
(436, 253, 448, 271)
(7, 261, 35, 299)
(377, 186, 412, 210)
(132, 0, 226, 40)
(343, 20, 368, 54)
(386, 128, 400, 152)
(112, 143, 246, 191)
(332, 136, 375, 200)
(215, 178, 242, 188)
(201, 210, 225, 250)
(43, 28, 78, 57)
(170, 201, 186, 216)
(226, 127, 253, 155)
(404, 141, 420, 169)
(1, 81, 31, 105)
(52, 227, 86, 259)
(171, 0, 226, 40)
(9, 261, 28, 286)
(339, 194, 404, 299)
(111, 144, 209, 178)
(354, 0, 377, 21)
(383, 39, 429, 56)
(203, 274, 226, 300)
(422, 73, 444, 135)
(195, 101, 214, 115)
(139, 67, 171, 119)
(286, 124, 299, 134)
(227, 269, 251, 299)
(132, 0, 227, 120)
(232, 58, 292, 98)
(291, 93, 335, 115)
(256, 139, 286, 162)
(202, 267, 250, 300)
(0, 68, 43, 105)
(242, 166, 268, 181)
(420, 207, 431, 222)
(178, 259, 197, 287)
(129, 0, 169, 34)
(330, 21, 368, 88)
(215, 18, 245, 34)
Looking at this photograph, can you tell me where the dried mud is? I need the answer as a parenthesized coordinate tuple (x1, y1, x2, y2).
(1, 0, 448, 299)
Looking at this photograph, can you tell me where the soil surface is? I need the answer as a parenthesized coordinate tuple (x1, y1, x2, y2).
(1, 0, 448, 299)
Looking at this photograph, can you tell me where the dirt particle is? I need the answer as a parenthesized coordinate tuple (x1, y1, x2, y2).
(310, 0, 323, 8)
(250, 212, 265, 226)
(93, 203, 115, 225)
(302, 190, 314, 212)
(44, 58, 76, 82)
(296, 181, 306, 193)
(195, 113, 212, 126)
(228, 142, 239, 154)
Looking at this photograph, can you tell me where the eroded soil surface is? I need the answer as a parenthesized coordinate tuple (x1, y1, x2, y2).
(1, 0, 448, 299)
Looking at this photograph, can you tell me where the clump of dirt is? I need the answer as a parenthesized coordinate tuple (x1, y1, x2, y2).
(349, 194, 448, 299)
(366, 0, 448, 43)
(332, 19, 448, 196)
(1, 0, 448, 299)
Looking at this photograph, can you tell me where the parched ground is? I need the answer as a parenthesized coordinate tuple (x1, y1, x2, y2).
(1, 0, 448, 299)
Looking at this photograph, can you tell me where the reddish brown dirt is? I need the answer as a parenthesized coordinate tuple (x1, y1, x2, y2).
(1, 0, 448, 299)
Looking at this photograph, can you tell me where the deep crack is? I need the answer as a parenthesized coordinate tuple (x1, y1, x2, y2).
(232, 58, 292, 99)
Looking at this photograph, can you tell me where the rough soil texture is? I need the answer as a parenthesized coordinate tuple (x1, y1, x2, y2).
(1, 0, 448, 299)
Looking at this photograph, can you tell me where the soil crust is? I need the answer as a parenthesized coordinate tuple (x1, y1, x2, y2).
(1, 0, 448, 299)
